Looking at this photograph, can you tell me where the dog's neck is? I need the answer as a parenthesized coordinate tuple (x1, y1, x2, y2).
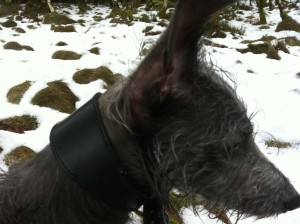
(99, 81, 159, 198)
(50, 92, 146, 211)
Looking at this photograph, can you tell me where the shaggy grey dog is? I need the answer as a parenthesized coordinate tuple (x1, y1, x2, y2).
(1, 0, 300, 223)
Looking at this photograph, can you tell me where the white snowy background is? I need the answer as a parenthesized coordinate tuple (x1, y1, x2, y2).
(0, 2, 300, 224)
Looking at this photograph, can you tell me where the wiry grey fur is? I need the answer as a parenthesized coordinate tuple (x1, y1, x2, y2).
(1, 0, 300, 223)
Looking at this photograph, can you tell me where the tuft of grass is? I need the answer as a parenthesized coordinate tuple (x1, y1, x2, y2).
(89, 47, 100, 55)
(107, 7, 135, 25)
(241, 35, 276, 44)
(7, 81, 32, 104)
(143, 193, 231, 224)
(237, 41, 281, 60)
(3, 41, 34, 51)
(22, 45, 34, 51)
(0, 4, 21, 17)
(157, 8, 173, 20)
(50, 24, 76, 32)
(14, 27, 26, 33)
(56, 41, 68, 46)
(203, 39, 228, 48)
(44, 12, 76, 25)
(4, 146, 36, 167)
(145, 30, 162, 36)
(139, 13, 151, 23)
(52, 50, 82, 60)
(3, 41, 23, 50)
(15, 15, 23, 21)
(142, 25, 154, 33)
(0, 146, 3, 153)
(284, 36, 300, 47)
(265, 139, 292, 148)
(0, 115, 39, 134)
(73, 66, 121, 88)
(157, 20, 168, 27)
(275, 41, 289, 54)
(93, 15, 102, 22)
(205, 15, 245, 38)
(31, 80, 79, 114)
(1, 19, 17, 28)
(276, 16, 300, 32)
(27, 24, 36, 30)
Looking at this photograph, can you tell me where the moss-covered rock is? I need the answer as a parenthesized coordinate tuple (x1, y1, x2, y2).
(52, 50, 82, 60)
(276, 16, 300, 32)
(31, 80, 79, 114)
(89, 47, 100, 55)
(1, 19, 17, 28)
(4, 146, 36, 167)
(265, 139, 292, 148)
(50, 24, 76, 32)
(73, 66, 121, 88)
(56, 41, 68, 46)
(3, 41, 34, 51)
(0, 115, 39, 134)
(7, 81, 32, 104)
(44, 12, 76, 25)
(237, 41, 280, 60)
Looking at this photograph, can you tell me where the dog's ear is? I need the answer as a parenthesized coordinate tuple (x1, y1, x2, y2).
(128, 0, 236, 123)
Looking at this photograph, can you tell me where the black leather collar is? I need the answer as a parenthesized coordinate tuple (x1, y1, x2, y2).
(50, 93, 145, 211)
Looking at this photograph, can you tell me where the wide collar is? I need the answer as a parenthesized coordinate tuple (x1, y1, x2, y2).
(50, 93, 145, 211)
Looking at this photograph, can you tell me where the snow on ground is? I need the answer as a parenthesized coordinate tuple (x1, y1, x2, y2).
(0, 2, 300, 224)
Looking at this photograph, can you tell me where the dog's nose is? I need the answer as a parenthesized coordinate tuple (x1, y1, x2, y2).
(285, 194, 300, 211)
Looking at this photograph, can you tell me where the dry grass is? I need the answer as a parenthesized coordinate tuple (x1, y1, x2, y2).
(0, 115, 39, 134)
(31, 80, 79, 114)
(7, 81, 32, 104)
(52, 50, 81, 60)
(73, 66, 121, 88)
(4, 146, 36, 167)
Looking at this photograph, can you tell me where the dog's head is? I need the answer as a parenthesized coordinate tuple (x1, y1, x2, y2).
(100, 0, 300, 218)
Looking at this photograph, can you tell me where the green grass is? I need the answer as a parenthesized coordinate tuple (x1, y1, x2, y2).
(7, 81, 32, 104)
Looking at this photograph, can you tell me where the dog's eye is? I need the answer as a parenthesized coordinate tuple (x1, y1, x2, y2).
(233, 143, 241, 150)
